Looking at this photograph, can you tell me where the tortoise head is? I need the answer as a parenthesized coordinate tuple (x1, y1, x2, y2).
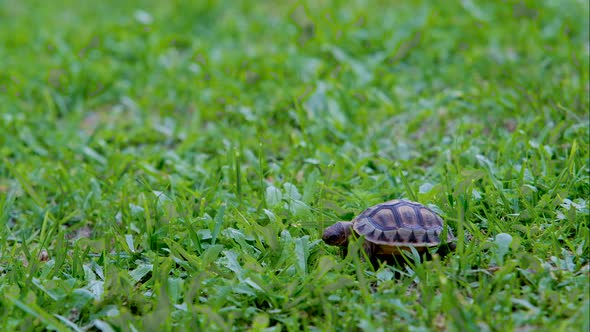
(322, 221, 353, 246)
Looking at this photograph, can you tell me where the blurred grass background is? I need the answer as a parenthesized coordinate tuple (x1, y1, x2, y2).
(0, 0, 588, 331)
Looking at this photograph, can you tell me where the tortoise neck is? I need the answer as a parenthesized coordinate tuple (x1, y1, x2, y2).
(341, 221, 353, 245)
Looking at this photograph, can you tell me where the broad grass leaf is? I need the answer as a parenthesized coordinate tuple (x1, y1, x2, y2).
(222, 250, 244, 279)
(419, 182, 434, 194)
(494, 233, 513, 265)
(265, 186, 282, 207)
(294, 236, 310, 275)
(283, 182, 301, 200)
(93, 320, 116, 332)
(129, 264, 153, 283)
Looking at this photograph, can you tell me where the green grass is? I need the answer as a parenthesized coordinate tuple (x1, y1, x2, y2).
(1, 0, 589, 331)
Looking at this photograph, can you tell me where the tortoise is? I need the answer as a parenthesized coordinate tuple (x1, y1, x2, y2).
(322, 199, 456, 263)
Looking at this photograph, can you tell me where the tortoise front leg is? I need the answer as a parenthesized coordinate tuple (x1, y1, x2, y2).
(361, 241, 380, 269)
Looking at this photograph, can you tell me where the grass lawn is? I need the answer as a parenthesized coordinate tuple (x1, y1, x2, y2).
(1, 0, 589, 331)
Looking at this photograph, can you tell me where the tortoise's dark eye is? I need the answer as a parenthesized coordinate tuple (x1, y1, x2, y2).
(325, 233, 343, 245)
(323, 232, 338, 244)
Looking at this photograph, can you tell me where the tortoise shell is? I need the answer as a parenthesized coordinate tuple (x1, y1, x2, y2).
(352, 199, 455, 254)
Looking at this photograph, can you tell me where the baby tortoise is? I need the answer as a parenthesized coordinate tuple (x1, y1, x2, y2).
(322, 199, 456, 264)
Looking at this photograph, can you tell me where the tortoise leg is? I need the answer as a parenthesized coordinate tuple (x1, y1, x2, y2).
(361, 241, 380, 269)
(436, 242, 456, 258)
(341, 246, 348, 258)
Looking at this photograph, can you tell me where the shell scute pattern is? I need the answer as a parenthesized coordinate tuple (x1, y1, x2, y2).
(352, 199, 453, 247)
(371, 208, 398, 229)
